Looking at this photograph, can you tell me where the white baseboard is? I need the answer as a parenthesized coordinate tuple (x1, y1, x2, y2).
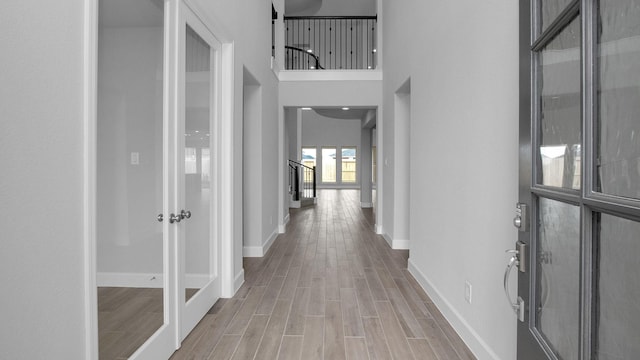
(243, 246, 263, 257)
(376, 225, 383, 234)
(234, 269, 245, 294)
(392, 238, 409, 250)
(383, 233, 393, 248)
(243, 228, 278, 257)
(361, 202, 373, 208)
(264, 228, 278, 254)
(97, 272, 209, 288)
(290, 200, 301, 208)
(407, 259, 501, 360)
(279, 213, 290, 233)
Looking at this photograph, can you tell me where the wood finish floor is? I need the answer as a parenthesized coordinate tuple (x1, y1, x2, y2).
(98, 288, 197, 359)
(170, 189, 476, 360)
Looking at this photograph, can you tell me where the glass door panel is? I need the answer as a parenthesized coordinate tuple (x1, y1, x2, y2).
(97, 0, 175, 358)
(322, 147, 337, 182)
(596, 0, 640, 199)
(519, 1, 640, 359)
(540, 0, 575, 32)
(536, 198, 580, 360)
(184, 24, 212, 303)
(538, 17, 581, 190)
(341, 147, 357, 183)
(302, 147, 317, 183)
(179, 4, 221, 339)
(595, 213, 640, 359)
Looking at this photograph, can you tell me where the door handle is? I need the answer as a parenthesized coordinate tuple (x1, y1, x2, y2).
(504, 247, 525, 322)
(169, 213, 181, 223)
(157, 214, 163, 222)
(180, 210, 191, 220)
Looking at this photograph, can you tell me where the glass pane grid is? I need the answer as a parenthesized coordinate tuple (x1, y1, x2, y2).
(596, 0, 640, 200)
(537, 17, 582, 191)
(594, 213, 640, 360)
(535, 198, 581, 360)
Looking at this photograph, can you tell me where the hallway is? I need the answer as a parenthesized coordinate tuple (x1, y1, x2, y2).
(170, 190, 475, 360)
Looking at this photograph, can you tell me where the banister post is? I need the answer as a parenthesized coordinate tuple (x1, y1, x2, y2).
(294, 166, 300, 201)
(313, 166, 316, 198)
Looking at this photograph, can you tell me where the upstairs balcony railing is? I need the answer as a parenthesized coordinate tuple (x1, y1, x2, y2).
(284, 16, 377, 70)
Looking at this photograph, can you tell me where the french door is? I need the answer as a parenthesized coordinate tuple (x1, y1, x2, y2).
(514, 0, 640, 359)
(96, 0, 221, 358)
(177, 2, 222, 340)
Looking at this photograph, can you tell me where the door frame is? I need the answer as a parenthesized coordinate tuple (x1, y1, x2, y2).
(83, 0, 236, 358)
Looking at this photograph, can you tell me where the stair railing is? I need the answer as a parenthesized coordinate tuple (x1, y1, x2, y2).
(288, 160, 316, 200)
(285, 46, 324, 70)
(284, 16, 378, 70)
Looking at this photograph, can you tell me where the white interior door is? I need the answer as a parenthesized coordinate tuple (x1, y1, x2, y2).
(97, 0, 178, 359)
(177, 2, 222, 340)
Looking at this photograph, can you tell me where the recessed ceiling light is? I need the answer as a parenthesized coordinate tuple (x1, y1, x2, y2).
(195, 130, 199, 133)
(306, 49, 313, 53)
(301, 107, 312, 110)
(342, 107, 350, 111)
(309, 66, 315, 69)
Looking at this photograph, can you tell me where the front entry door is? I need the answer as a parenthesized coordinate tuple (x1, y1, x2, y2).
(515, 0, 640, 359)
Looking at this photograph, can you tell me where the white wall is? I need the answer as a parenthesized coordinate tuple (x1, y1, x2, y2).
(301, 111, 362, 188)
(280, 77, 383, 226)
(285, 108, 299, 161)
(389, 85, 410, 249)
(382, 1, 519, 359)
(280, 79, 382, 107)
(0, 1, 86, 358)
(287, 0, 376, 16)
(242, 79, 264, 256)
(192, 0, 281, 274)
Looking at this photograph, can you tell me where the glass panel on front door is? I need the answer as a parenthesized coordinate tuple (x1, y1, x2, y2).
(538, 17, 581, 190)
(595, 213, 640, 359)
(520, 1, 640, 359)
(596, 0, 640, 199)
(537, 198, 580, 360)
(540, 0, 574, 32)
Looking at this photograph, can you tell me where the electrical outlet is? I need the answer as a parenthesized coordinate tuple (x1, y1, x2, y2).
(465, 281, 472, 304)
(130, 152, 139, 165)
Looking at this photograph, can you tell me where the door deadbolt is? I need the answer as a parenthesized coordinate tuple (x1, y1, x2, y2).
(513, 203, 529, 232)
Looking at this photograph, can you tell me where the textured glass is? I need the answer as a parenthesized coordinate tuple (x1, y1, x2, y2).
(322, 147, 336, 182)
(540, 0, 574, 33)
(539, 18, 581, 189)
(596, 214, 640, 360)
(595, 214, 640, 360)
(185, 25, 211, 302)
(537, 198, 580, 360)
(597, 1, 640, 199)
